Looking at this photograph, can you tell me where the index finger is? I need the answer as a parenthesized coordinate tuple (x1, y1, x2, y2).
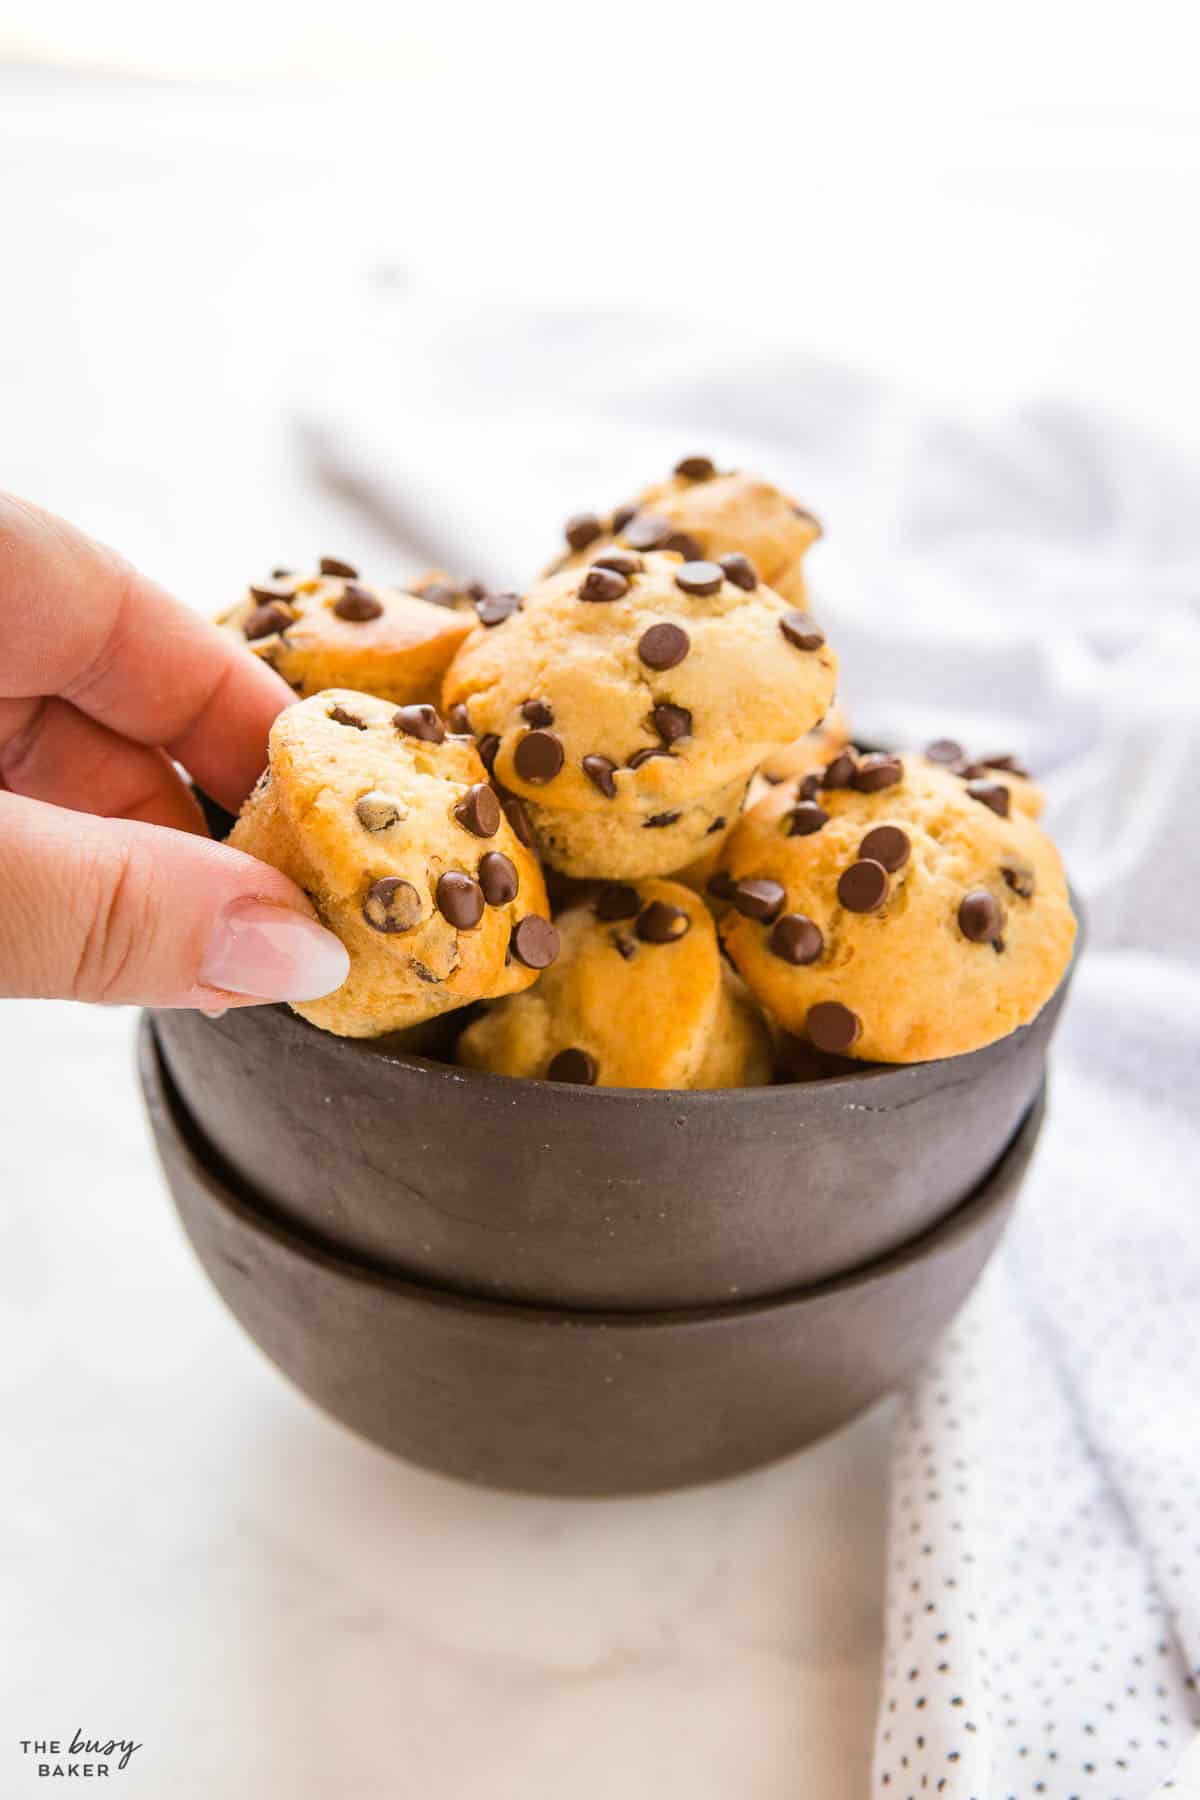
(0, 493, 294, 810)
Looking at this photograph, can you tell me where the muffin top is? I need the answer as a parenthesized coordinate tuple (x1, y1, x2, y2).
(715, 751, 1075, 1062)
(442, 549, 838, 817)
(218, 559, 471, 705)
(458, 878, 771, 1090)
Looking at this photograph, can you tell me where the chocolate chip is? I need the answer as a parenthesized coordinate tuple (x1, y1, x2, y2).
(822, 750, 857, 789)
(514, 729, 564, 783)
(478, 851, 519, 906)
(362, 876, 421, 934)
(627, 746, 673, 769)
(436, 871, 485, 929)
(1001, 862, 1035, 899)
(409, 959, 442, 984)
(859, 824, 910, 871)
(454, 782, 501, 838)
(499, 790, 535, 847)
(477, 734, 500, 772)
(674, 560, 723, 597)
(644, 811, 681, 828)
(333, 583, 384, 622)
(925, 738, 965, 766)
(595, 882, 641, 921)
(718, 552, 758, 591)
(636, 900, 690, 943)
(786, 801, 829, 836)
(582, 753, 618, 798)
(733, 878, 786, 923)
(249, 577, 298, 603)
(769, 913, 824, 965)
(706, 815, 726, 833)
(320, 556, 358, 578)
(328, 703, 367, 729)
(664, 531, 704, 560)
(394, 703, 445, 743)
(511, 915, 560, 968)
(838, 859, 890, 913)
(580, 565, 629, 603)
(623, 514, 673, 551)
(521, 698, 554, 727)
(638, 622, 690, 669)
(675, 454, 716, 481)
(967, 779, 1010, 818)
(612, 932, 636, 960)
(591, 548, 643, 577)
(798, 772, 822, 800)
(958, 888, 1006, 943)
(244, 601, 294, 641)
(475, 592, 521, 627)
(447, 702, 471, 734)
(652, 702, 692, 744)
(806, 1001, 861, 1053)
(779, 611, 826, 651)
(980, 753, 1028, 776)
(565, 512, 603, 551)
(706, 871, 737, 901)
(852, 753, 903, 793)
(270, 567, 294, 580)
(611, 503, 637, 533)
(355, 791, 404, 832)
(547, 1047, 598, 1085)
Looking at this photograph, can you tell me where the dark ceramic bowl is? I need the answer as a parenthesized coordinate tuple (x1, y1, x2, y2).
(151, 916, 1078, 1311)
(141, 1017, 1040, 1495)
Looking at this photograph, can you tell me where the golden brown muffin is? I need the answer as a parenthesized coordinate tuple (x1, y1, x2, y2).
(458, 878, 771, 1089)
(229, 689, 556, 1037)
(715, 751, 1075, 1063)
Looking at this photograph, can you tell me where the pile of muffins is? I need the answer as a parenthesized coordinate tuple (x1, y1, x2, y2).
(217, 459, 1077, 1086)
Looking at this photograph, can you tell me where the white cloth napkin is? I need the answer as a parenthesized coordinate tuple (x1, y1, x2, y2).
(298, 292, 1200, 1797)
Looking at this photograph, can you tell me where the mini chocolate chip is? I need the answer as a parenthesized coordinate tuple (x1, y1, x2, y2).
(270, 567, 294, 580)
(706, 871, 737, 901)
(859, 824, 910, 871)
(706, 815, 726, 833)
(644, 811, 682, 828)
(328, 703, 367, 729)
(394, 703, 445, 743)
(355, 791, 404, 832)
(454, 782, 501, 838)
(320, 556, 358, 578)
(675, 454, 716, 481)
(675, 559, 723, 596)
(638, 622, 690, 670)
(565, 512, 603, 551)
(967, 779, 1010, 818)
(980, 752, 1028, 777)
(623, 514, 673, 550)
(511, 915, 560, 968)
(612, 932, 637, 961)
(362, 876, 421, 934)
(244, 601, 294, 641)
(636, 900, 690, 943)
(249, 577, 298, 603)
(410, 959, 442, 984)
(822, 750, 857, 788)
(521, 698, 554, 727)
(925, 738, 965, 766)
(838, 859, 890, 913)
(547, 1047, 598, 1085)
(627, 746, 673, 769)
(718, 552, 758, 590)
(1001, 862, 1036, 899)
(798, 772, 822, 800)
(664, 530, 704, 560)
(769, 913, 824, 965)
(786, 801, 829, 836)
(477, 734, 500, 772)
(475, 592, 521, 626)
(595, 882, 641, 921)
(446, 702, 471, 734)
(580, 565, 629, 603)
(514, 729, 564, 783)
(478, 851, 519, 906)
(958, 888, 1006, 943)
(591, 548, 643, 577)
(333, 583, 384, 622)
(495, 790, 533, 847)
(733, 878, 786, 923)
(652, 702, 692, 744)
(436, 871, 485, 929)
(582, 753, 618, 798)
(780, 611, 826, 651)
(807, 1001, 861, 1053)
(611, 503, 637, 533)
(852, 753, 904, 793)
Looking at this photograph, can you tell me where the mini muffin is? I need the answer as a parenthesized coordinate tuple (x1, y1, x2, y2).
(547, 456, 822, 606)
(442, 549, 838, 879)
(715, 750, 1075, 1063)
(229, 689, 556, 1037)
(458, 878, 771, 1090)
(217, 558, 472, 704)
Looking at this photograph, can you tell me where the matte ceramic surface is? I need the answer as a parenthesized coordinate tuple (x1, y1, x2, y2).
(152, 923, 1076, 1310)
(142, 1018, 1039, 1496)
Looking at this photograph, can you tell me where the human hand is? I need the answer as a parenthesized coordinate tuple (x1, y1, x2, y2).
(0, 495, 349, 1009)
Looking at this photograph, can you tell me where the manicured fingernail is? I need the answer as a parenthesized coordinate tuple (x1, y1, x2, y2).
(200, 899, 350, 1001)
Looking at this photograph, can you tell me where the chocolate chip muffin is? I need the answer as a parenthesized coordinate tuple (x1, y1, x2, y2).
(458, 878, 771, 1089)
(715, 750, 1075, 1063)
(217, 559, 472, 704)
(229, 689, 556, 1037)
(441, 549, 838, 879)
(547, 457, 822, 607)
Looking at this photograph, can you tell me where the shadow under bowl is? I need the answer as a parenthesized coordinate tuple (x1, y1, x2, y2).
(141, 1017, 1040, 1496)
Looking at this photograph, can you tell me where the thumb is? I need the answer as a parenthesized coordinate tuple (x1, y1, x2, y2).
(0, 793, 350, 1009)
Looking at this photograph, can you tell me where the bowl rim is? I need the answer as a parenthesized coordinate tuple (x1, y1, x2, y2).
(145, 1014, 1041, 1332)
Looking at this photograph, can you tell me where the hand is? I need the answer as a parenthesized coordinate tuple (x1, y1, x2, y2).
(0, 495, 349, 1010)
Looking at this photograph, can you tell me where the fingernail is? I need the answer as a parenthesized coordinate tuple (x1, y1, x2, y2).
(200, 899, 350, 1001)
